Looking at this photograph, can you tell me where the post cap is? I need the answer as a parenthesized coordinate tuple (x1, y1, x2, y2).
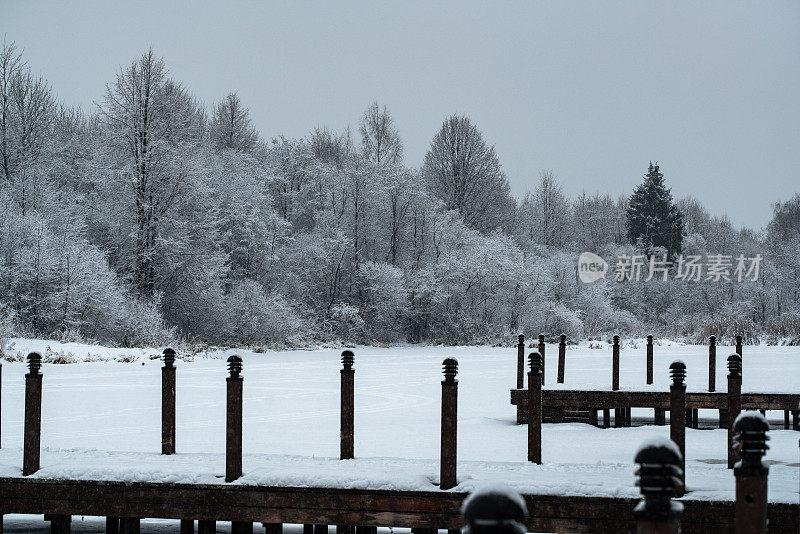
(560, 334, 566, 343)
(528, 352, 542, 375)
(518, 333, 524, 344)
(461, 485, 527, 534)
(646, 335, 653, 343)
(727, 353, 742, 378)
(227, 355, 243, 378)
(709, 335, 716, 345)
(163, 348, 176, 368)
(669, 360, 686, 385)
(735, 335, 742, 344)
(733, 411, 770, 474)
(442, 357, 458, 384)
(538, 334, 545, 343)
(634, 437, 683, 498)
(613, 334, 620, 344)
(27, 352, 42, 375)
(341, 350, 355, 371)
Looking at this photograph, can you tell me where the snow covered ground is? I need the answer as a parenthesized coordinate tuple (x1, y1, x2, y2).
(0, 338, 798, 530)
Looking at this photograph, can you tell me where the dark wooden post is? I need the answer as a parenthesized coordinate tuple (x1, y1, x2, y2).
(162, 348, 176, 455)
(264, 524, 283, 534)
(106, 517, 120, 534)
(23, 352, 42, 476)
(612, 336, 624, 427)
(669, 361, 686, 496)
(735, 335, 742, 356)
(732, 412, 769, 534)
(516, 333, 525, 390)
(50, 515, 71, 534)
(198, 521, 215, 534)
(727, 354, 742, 469)
(226, 355, 243, 483)
(708, 335, 716, 392)
(340, 350, 355, 460)
(180, 520, 194, 533)
(538, 334, 546, 385)
(557, 334, 566, 384)
(612, 335, 620, 391)
(646, 335, 653, 385)
(119, 517, 140, 534)
(633, 438, 683, 533)
(527, 351, 542, 464)
(232, 521, 253, 533)
(440, 358, 458, 490)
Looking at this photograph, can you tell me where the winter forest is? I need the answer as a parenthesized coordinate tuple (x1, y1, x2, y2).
(1, 44, 799, 349)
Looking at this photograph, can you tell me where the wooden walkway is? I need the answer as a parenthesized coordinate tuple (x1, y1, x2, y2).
(510, 388, 800, 425)
(1, 477, 798, 533)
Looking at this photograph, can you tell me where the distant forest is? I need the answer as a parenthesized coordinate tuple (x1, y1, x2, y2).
(1, 44, 799, 348)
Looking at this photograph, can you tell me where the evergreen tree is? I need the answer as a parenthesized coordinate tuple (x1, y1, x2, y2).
(626, 162, 684, 258)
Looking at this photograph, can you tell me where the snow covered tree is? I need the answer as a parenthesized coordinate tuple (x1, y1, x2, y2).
(359, 101, 403, 165)
(210, 92, 259, 153)
(423, 115, 514, 233)
(626, 162, 684, 258)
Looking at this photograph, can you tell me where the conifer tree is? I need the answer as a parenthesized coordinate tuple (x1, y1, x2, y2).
(626, 162, 684, 258)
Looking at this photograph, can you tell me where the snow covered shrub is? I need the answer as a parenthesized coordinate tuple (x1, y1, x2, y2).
(329, 303, 365, 342)
(119, 295, 177, 348)
(226, 280, 306, 346)
(0, 301, 21, 359)
(43, 347, 78, 364)
(765, 311, 800, 345)
(357, 262, 408, 342)
(686, 305, 759, 344)
(544, 303, 584, 341)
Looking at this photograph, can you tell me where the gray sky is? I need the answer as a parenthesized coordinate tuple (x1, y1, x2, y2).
(4, 1, 799, 230)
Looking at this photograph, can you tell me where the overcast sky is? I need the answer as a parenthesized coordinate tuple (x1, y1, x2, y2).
(4, 1, 799, 230)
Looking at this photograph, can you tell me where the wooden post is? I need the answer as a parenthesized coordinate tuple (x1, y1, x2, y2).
(198, 521, 215, 534)
(735, 335, 742, 356)
(654, 408, 665, 426)
(538, 334, 546, 385)
(232, 521, 253, 533)
(263, 524, 283, 534)
(669, 361, 686, 496)
(23, 352, 42, 476)
(612, 335, 620, 390)
(106, 517, 120, 534)
(440, 358, 458, 490)
(527, 352, 542, 464)
(313, 526, 327, 534)
(732, 412, 769, 534)
(516, 334, 525, 390)
(708, 335, 716, 392)
(226, 355, 243, 483)
(557, 334, 566, 384)
(646, 335, 653, 385)
(180, 520, 194, 533)
(119, 517, 140, 534)
(50, 515, 71, 534)
(162, 348, 176, 455)
(612, 336, 622, 427)
(340, 350, 355, 460)
(727, 354, 742, 469)
(633, 437, 683, 533)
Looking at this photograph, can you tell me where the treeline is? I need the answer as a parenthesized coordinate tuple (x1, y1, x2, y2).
(1, 45, 798, 348)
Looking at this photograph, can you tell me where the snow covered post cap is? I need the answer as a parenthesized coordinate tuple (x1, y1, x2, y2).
(613, 334, 620, 345)
(709, 335, 716, 346)
(633, 437, 684, 523)
(227, 355, 243, 379)
(669, 361, 686, 386)
(528, 352, 541, 375)
(517, 333, 524, 345)
(27, 352, 42, 375)
(341, 350, 354, 371)
(461, 485, 528, 534)
(560, 334, 566, 344)
(442, 358, 458, 384)
(733, 411, 770, 475)
(646, 335, 653, 344)
(727, 353, 742, 378)
(163, 348, 175, 369)
(538, 334, 545, 344)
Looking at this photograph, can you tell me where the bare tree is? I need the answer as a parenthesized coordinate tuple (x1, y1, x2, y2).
(98, 49, 202, 295)
(359, 101, 402, 165)
(210, 92, 259, 152)
(423, 114, 513, 233)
